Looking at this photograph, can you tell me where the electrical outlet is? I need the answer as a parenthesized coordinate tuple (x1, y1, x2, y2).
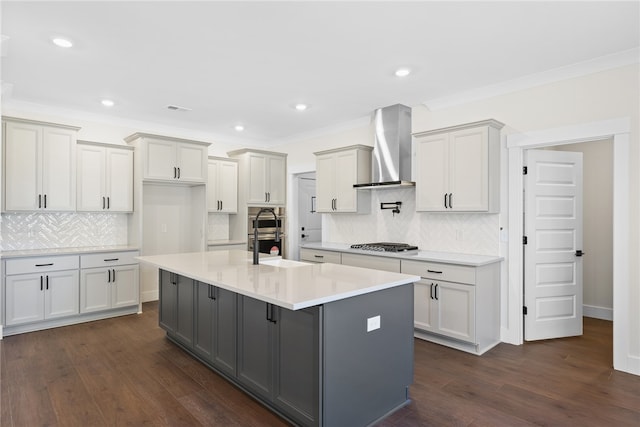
(367, 315, 381, 332)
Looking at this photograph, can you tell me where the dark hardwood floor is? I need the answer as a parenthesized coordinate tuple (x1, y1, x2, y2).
(2, 302, 639, 426)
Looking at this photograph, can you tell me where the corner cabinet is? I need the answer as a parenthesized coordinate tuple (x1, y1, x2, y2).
(228, 149, 287, 206)
(2, 117, 78, 212)
(77, 141, 134, 212)
(314, 145, 372, 213)
(125, 133, 209, 184)
(413, 120, 503, 212)
(207, 157, 238, 213)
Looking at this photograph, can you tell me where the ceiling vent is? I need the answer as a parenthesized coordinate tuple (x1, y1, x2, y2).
(167, 105, 192, 112)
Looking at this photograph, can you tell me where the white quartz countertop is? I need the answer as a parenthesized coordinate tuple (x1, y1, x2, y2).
(301, 242, 503, 267)
(137, 250, 420, 310)
(207, 239, 247, 246)
(0, 245, 140, 259)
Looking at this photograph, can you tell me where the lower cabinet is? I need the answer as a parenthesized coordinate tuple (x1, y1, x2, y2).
(5, 269, 79, 325)
(80, 265, 139, 313)
(237, 295, 320, 426)
(159, 270, 195, 347)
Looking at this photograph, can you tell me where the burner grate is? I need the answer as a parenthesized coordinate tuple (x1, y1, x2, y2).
(350, 242, 418, 252)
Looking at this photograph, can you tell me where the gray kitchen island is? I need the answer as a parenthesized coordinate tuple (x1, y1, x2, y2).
(137, 250, 420, 427)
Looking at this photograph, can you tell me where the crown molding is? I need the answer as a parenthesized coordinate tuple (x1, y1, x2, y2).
(423, 48, 640, 111)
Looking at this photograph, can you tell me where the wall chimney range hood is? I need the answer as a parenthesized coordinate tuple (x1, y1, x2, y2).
(354, 104, 415, 190)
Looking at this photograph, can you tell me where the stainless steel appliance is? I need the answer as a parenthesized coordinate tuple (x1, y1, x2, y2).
(248, 206, 285, 256)
(350, 242, 418, 252)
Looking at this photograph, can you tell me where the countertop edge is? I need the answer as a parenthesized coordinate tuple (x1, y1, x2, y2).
(1, 245, 140, 259)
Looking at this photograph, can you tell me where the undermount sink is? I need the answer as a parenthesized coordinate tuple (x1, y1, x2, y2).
(260, 259, 310, 268)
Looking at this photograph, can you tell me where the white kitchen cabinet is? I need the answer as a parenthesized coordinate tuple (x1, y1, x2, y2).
(413, 120, 503, 212)
(77, 141, 133, 212)
(228, 149, 287, 206)
(314, 145, 372, 213)
(3, 117, 78, 212)
(80, 251, 140, 313)
(299, 248, 341, 264)
(207, 157, 238, 213)
(5, 256, 80, 326)
(125, 133, 209, 184)
(341, 253, 401, 272)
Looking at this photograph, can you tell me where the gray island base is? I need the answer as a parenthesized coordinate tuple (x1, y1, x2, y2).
(139, 251, 418, 427)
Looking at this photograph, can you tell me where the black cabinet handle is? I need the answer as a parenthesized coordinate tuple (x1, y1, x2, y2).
(449, 193, 453, 209)
(46, 275, 49, 290)
(177, 167, 181, 179)
(40, 276, 43, 291)
(427, 269, 443, 274)
(444, 193, 448, 209)
(35, 263, 54, 267)
(112, 269, 116, 282)
(108, 270, 111, 282)
(429, 283, 434, 300)
(212, 288, 217, 301)
(107, 197, 110, 209)
(39, 194, 42, 208)
(104, 258, 119, 262)
(44, 194, 47, 208)
(103, 196, 106, 209)
(434, 284, 439, 300)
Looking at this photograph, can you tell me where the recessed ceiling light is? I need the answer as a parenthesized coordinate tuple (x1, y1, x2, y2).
(52, 37, 73, 48)
(395, 68, 411, 77)
(101, 99, 114, 107)
(295, 104, 307, 111)
(234, 124, 244, 132)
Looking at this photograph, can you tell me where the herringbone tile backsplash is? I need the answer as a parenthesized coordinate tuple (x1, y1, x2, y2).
(0, 213, 128, 251)
(324, 188, 500, 256)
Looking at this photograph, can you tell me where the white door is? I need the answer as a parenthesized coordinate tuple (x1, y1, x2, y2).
(77, 145, 106, 211)
(176, 143, 206, 183)
(448, 126, 489, 211)
(106, 148, 133, 212)
(415, 133, 448, 211)
(42, 127, 76, 211)
(45, 270, 80, 319)
(4, 121, 41, 211)
(524, 149, 583, 341)
(334, 150, 357, 212)
(219, 160, 238, 213)
(112, 265, 139, 308)
(298, 177, 321, 245)
(144, 139, 176, 180)
(315, 154, 335, 212)
(248, 153, 267, 203)
(80, 268, 111, 313)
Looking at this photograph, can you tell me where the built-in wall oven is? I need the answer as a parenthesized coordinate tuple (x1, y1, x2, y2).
(247, 206, 286, 256)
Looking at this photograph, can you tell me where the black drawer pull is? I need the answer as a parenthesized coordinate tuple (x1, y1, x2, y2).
(427, 269, 443, 274)
(314, 255, 324, 258)
(35, 263, 54, 267)
(104, 258, 119, 262)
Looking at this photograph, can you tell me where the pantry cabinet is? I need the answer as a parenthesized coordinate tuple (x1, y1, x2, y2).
(125, 133, 208, 184)
(3, 117, 78, 212)
(77, 142, 133, 212)
(314, 145, 372, 213)
(228, 149, 287, 206)
(207, 157, 238, 213)
(413, 120, 503, 212)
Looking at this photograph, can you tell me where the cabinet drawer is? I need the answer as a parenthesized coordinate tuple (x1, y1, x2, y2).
(401, 260, 475, 285)
(341, 253, 401, 273)
(300, 249, 341, 264)
(6, 255, 79, 275)
(80, 251, 140, 269)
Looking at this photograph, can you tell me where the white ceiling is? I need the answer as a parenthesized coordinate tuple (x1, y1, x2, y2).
(2, 1, 639, 147)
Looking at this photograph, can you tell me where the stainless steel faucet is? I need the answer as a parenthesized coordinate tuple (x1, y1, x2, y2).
(253, 207, 280, 265)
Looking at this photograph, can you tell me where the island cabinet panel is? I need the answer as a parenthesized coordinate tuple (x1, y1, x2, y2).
(158, 271, 194, 347)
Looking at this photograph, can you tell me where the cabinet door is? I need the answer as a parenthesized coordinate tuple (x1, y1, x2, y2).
(266, 155, 286, 205)
(237, 295, 273, 399)
(415, 133, 449, 212)
(111, 265, 139, 308)
(273, 306, 320, 426)
(159, 270, 177, 333)
(218, 161, 238, 213)
(4, 121, 41, 211)
(194, 281, 214, 361)
(5, 274, 45, 325)
(42, 127, 76, 211)
(315, 154, 335, 212)
(175, 275, 195, 346)
(247, 154, 268, 203)
(144, 139, 176, 180)
(176, 143, 207, 183)
(448, 127, 489, 211)
(106, 148, 133, 212)
(77, 145, 106, 211)
(212, 287, 237, 376)
(80, 268, 111, 313)
(435, 281, 476, 343)
(334, 150, 358, 212)
(44, 270, 79, 319)
(206, 160, 220, 211)
(413, 280, 435, 332)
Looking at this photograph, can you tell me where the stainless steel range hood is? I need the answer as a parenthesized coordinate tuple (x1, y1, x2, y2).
(353, 104, 415, 189)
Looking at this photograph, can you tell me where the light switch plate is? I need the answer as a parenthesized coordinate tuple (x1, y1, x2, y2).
(367, 315, 381, 332)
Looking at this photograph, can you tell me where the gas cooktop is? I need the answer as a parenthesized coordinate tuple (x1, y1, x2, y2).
(350, 242, 419, 252)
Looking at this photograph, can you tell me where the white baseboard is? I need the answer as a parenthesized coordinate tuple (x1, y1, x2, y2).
(141, 290, 159, 303)
(584, 304, 613, 321)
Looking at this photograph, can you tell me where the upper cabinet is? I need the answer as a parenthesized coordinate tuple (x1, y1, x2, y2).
(77, 141, 134, 212)
(207, 157, 238, 213)
(125, 133, 209, 184)
(314, 145, 372, 213)
(228, 149, 287, 206)
(3, 117, 78, 212)
(413, 120, 504, 213)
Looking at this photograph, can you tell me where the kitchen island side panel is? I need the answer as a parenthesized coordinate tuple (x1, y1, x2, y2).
(322, 283, 414, 427)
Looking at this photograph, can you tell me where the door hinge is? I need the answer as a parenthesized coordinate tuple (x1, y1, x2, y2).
(523, 166, 528, 175)
(523, 236, 528, 245)
(523, 306, 528, 315)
